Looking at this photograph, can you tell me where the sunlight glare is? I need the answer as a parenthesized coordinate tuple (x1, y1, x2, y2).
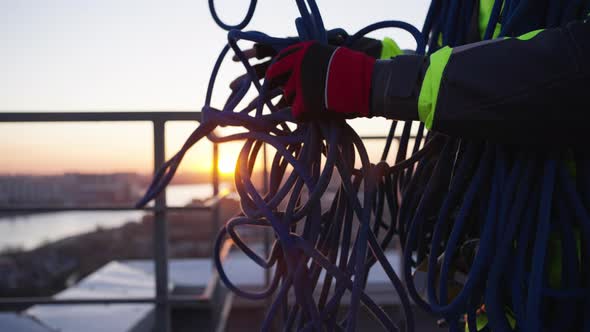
(218, 155, 236, 175)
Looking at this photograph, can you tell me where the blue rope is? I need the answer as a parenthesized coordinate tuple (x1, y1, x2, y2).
(136, 0, 590, 330)
(208, 0, 257, 31)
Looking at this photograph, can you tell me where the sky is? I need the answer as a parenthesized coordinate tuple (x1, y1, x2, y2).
(0, 0, 430, 175)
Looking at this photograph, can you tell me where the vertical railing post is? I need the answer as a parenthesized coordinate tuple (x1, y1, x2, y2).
(262, 143, 277, 329)
(212, 142, 220, 268)
(262, 144, 271, 287)
(153, 120, 170, 332)
(212, 142, 220, 197)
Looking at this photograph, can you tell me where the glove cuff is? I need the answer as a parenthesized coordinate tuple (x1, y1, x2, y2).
(326, 47, 376, 117)
(370, 55, 424, 121)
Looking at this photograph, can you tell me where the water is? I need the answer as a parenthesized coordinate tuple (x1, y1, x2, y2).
(0, 183, 230, 251)
(165, 183, 229, 206)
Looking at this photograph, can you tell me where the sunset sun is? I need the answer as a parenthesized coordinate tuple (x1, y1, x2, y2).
(217, 155, 236, 175)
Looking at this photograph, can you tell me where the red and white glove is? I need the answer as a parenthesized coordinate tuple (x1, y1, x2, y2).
(265, 41, 376, 120)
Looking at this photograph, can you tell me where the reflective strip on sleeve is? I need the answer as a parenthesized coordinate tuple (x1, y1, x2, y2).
(418, 46, 453, 129)
(516, 28, 545, 40)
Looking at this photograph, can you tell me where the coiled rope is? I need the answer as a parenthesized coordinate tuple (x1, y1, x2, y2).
(402, 1, 590, 332)
(138, 1, 590, 331)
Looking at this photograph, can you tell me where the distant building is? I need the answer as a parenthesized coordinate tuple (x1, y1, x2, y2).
(0, 173, 144, 206)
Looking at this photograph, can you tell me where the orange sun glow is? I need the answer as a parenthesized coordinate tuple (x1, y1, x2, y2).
(217, 155, 237, 175)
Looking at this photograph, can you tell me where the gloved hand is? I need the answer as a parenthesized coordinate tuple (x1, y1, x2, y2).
(265, 41, 376, 120)
(230, 35, 402, 91)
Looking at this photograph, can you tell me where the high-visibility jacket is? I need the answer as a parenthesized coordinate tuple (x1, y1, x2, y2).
(370, 12, 589, 146)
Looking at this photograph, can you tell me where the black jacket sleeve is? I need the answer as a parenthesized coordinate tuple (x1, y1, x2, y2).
(370, 19, 590, 146)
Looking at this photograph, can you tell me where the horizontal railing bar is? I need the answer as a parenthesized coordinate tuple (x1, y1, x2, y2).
(0, 206, 212, 212)
(0, 296, 211, 307)
(0, 193, 231, 213)
(0, 112, 201, 123)
(0, 113, 418, 142)
(361, 135, 419, 140)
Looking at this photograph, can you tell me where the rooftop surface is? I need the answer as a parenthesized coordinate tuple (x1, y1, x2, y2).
(2, 248, 413, 331)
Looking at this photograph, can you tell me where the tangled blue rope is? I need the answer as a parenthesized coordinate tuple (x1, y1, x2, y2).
(400, 1, 590, 331)
(137, 0, 590, 331)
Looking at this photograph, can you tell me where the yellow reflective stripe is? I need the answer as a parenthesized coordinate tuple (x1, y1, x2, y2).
(418, 46, 453, 129)
(479, 0, 495, 35)
(516, 28, 544, 40)
(507, 311, 516, 330)
(479, 0, 502, 39)
(547, 229, 582, 289)
(492, 23, 502, 39)
(498, 28, 544, 41)
(380, 37, 403, 59)
(464, 311, 516, 331)
(566, 149, 577, 178)
(548, 233, 563, 289)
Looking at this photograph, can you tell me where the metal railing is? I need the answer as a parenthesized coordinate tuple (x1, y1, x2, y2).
(0, 111, 407, 331)
(0, 111, 223, 332)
